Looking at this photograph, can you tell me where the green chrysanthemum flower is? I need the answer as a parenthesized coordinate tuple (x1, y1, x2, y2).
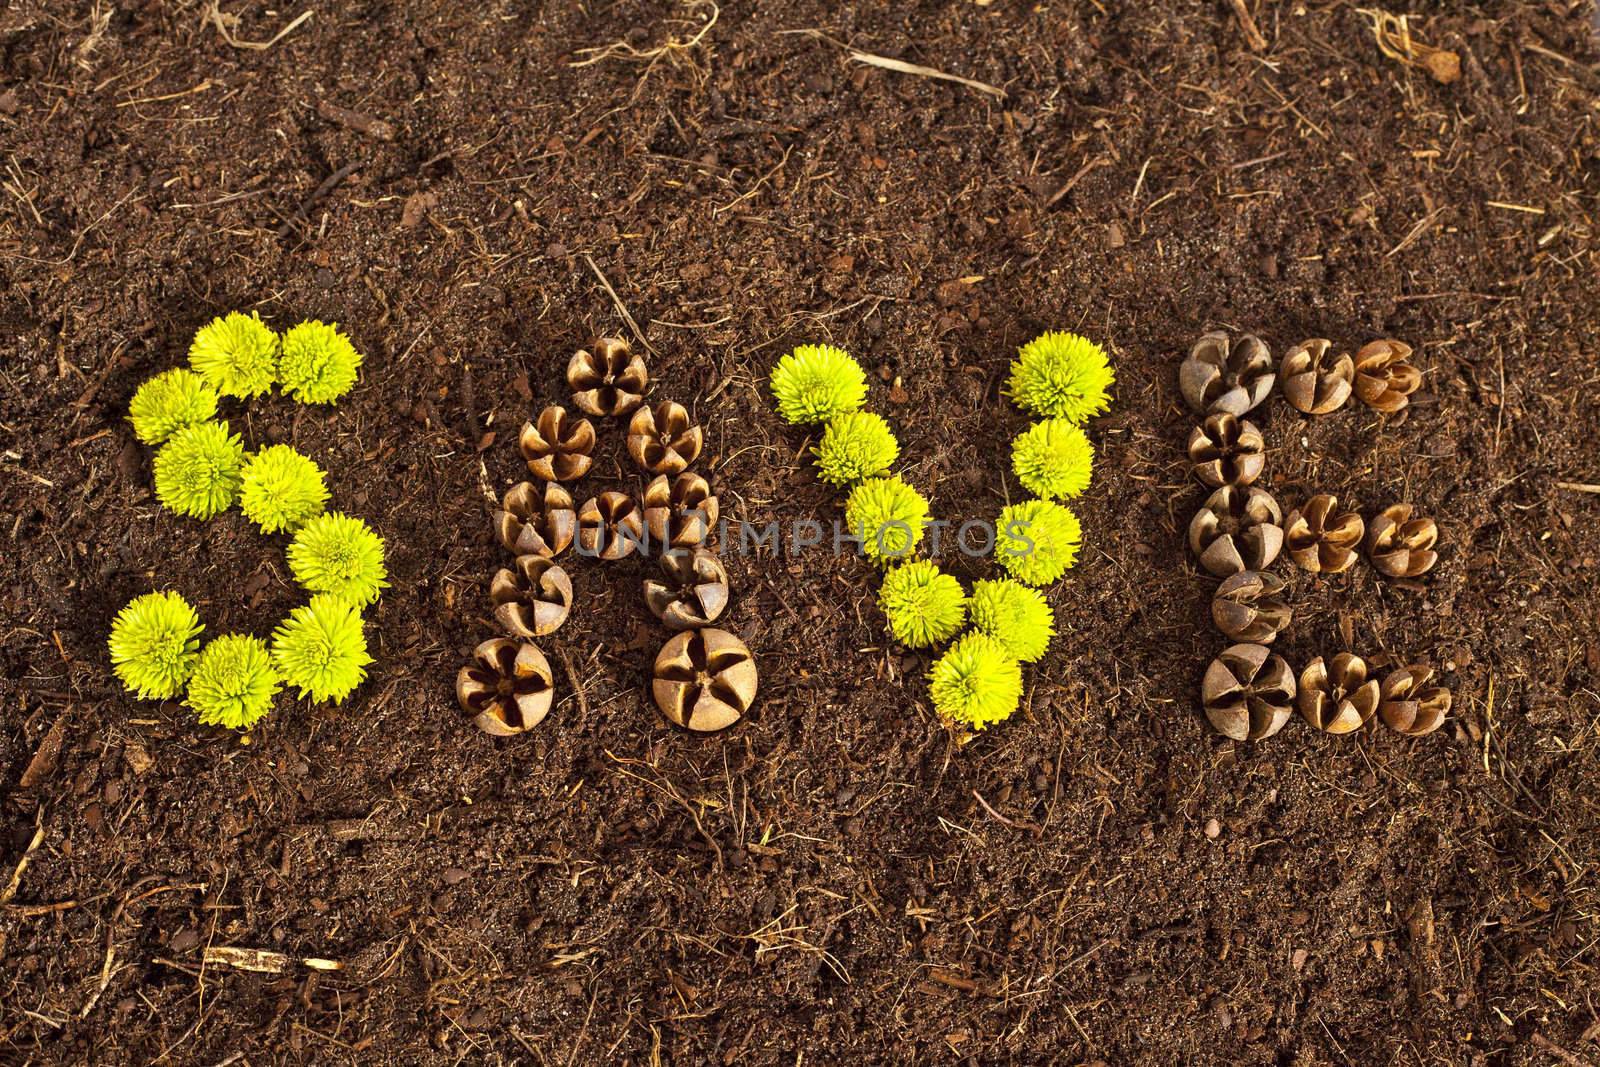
(188, 311, 279, 399)
(153, 421, 245, 519)
(240, 445, 330, 534)
(271, 594, 374, 704)
(287, 512, 389, 606)
(1011, 419, 1094, 500)
(928, 632, 1023, 730)
(879, 560, 967, 649)
(278, 320, 363, 404)
(815, 411, 899, 486)
(995, 499, 1082, 586)
(968, 579, 1055, 662)
(844, 475, 930, 564)
(770, 343, 868, 424)
(108, 591, 204, 700)
(127, 368, 220, 445)
(186, 634, 281, 730)
(1004, 330, 1114, 423)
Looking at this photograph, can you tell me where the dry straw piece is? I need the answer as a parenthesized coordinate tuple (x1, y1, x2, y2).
(652, 627, 758, 732)
(577, 491, 645, 561)
(1187, 413, 1265, 488)
(1280, 338, 1354, 415)
(1212, 571, 1292, 644)
(456, 638, 555, 735)
(494, 481, 576, 558)
(1179, 331, 1275, 416)
(1285, 494, 1365, 574)
(1366, 503, 1439, 577)
(520, 405, 596, 482)
(1379, 664, 1452, 736)
(568, 336, 649, 417)
(489, 555, 573, 638)
(1298, 653, 1380, 733)
(1353, 339, 1422, 414)
(1189, 485, 1284, 576)
(642, 472, 718, 550)
(1201, 642, 1296, 741)
(643, 548, 730, 630)
(628, 400, 704, 475)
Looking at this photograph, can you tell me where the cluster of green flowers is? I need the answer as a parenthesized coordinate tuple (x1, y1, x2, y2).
(111, 312, 380, 730)
(769, 330, 1114, 734)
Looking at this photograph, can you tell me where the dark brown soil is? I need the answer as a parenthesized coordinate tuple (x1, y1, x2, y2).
(4, 1, 1600, 1062)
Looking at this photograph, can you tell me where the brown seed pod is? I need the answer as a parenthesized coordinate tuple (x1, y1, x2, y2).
(456, 638, 554, 736)
(1279, 338, 1354, 415)
(568, 336, 649, 417)
(1365, 503, 1438, 578)
(652, 627, 758, 732)
(519, 406, 595, 482)
(576, 491, 646, 561)
(1353, 339, 1422, 414)
(489, 555, 573, 638)
(1379, 664, 1452, 736)
(627, 400, 703, 476)
(1187, 413, 1266, 488)
(1201, 642, 1296, 741)
(1212, 571, 1292, 644)
(493, 481, 577, 558)
(642, 472, 720, 550)
(1188, 485, 1284, 577)
(1298, 653, 1380, 733)
(1179, 331, 1275, 416)
(643, 548, 730, 630)
(1284, 494, 1365, 574)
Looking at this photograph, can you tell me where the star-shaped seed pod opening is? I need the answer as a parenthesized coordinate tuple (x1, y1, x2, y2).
(576, 491, 646, 561)
(627, 400, 703, 476)
(489, 555, 573, 638)
(1379, 664, 1452, 736)
(519, 406, 596, 482)
(1211, 570, 1292, 644)
(1365, 503, 1439, 578)
(1298, 652, 1380, 733)
(643, 548, 730, 630)
(494, 481, 577, 558)
(456, 638, 554, 736)
(1353, 339, 1422, 414)
(1201, 642, 1296, 741)
(1280, 338, 1354, 415)
(651, 627, 757, 732)
(642, 472, 719, 550)
(1179, 331, 1275, 415)
(1285, 494, 1365, 574)
(1187, 413, 1266, 488)
(568, 337, 649, 416)
(1188, 485, 1284, 577)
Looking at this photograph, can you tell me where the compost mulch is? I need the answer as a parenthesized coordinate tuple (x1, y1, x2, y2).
(3, 1, 1599, 1062)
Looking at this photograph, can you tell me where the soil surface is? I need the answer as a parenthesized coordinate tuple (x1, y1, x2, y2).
(4, 1, 1600, 1063)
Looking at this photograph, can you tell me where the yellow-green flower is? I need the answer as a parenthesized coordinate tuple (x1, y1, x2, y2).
(995, 499, 1081, 586)
(815, 411, 899, 486)
(153, 421, 245, 519)
(968, 579, 1055, 662)
(770, 344, 868, 424)
(287, 512, 389, 606)
(186, 634, 281, 729)
(127, 368, 219, 445)
(278, 320, 363, 404)
(189, 311, 278, 399)
(240, 445, 329, 533)
(1004, 330, 1114, 423)
(844, 475, 929, 564)
(1011, 419, 1094, 500)
(271, 594, 373, 703)
(108, 591, 203, 700)
(928, 632, 1023, 730)
(879, 560, 966, 648)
